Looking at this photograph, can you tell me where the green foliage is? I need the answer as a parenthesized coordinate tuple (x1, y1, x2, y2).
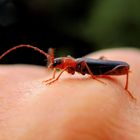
(81, 0, 140, 48)
(43, 0, 140, 49)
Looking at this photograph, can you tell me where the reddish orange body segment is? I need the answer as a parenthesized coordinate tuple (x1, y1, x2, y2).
(0, 44, 135, 99)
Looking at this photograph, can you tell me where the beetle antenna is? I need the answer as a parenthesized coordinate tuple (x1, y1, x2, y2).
(0, 44, 50, 61)
(47, 48, 55, 69)
(48, 48, 54, 64)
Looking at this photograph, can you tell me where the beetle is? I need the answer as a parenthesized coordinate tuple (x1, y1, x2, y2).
(0, 44, 134, 99)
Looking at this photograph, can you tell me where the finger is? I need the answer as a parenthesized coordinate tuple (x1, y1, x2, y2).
(0, 49, 140, 140)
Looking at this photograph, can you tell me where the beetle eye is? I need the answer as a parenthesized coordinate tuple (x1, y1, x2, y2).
(52, 60, 57, 67)
(52, 58, 62, 67)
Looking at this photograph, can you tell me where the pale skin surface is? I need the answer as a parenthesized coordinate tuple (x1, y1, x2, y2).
(0, 48, 140, 140)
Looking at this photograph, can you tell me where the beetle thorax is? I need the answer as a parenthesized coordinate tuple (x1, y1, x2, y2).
(52, 57, 77, 70)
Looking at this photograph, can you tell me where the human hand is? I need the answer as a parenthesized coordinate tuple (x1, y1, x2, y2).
(0, 48, 140, 140)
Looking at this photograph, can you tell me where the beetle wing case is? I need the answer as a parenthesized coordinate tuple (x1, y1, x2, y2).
(76, 58, 129, 75)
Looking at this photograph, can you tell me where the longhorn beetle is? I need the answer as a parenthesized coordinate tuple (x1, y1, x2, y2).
(0, 44, 135, 99)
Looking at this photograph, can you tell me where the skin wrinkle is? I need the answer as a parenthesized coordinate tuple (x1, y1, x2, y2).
(57, 87, 124, 140)
(102, 92, 140, 139)
(104, 112, 140, 140)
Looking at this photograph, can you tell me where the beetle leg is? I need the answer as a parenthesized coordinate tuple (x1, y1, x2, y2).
(99, 56, 106, 60)
(43, 68, 56, 83)
(124, 73, 136, 100)
(125, 72, 129, 90)
(104, 65, 125, 75)
(46, 67, 68, 85)
(97, 75, 113, 80)
(104, 67, 135, 100)
(82, 61, 105, 84)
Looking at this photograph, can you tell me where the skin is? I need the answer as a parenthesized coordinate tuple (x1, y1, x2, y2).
(0, 48, 140, 140)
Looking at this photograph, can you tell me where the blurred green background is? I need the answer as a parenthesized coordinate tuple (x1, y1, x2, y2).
(0, 0, 140, 65)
